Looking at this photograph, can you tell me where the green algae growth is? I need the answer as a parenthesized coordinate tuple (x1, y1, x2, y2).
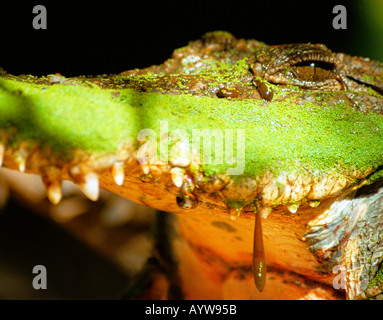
(1, 75, 383, 180)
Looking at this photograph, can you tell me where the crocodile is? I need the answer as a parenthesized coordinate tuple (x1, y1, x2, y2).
(1, 31, 383, 299)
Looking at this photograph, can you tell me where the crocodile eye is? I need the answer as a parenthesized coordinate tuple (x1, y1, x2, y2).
(292, 60, 334, 82)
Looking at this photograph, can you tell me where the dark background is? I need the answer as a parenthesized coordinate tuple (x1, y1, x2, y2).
(0, 0, 382, 299)
(0, 0, 382, 77)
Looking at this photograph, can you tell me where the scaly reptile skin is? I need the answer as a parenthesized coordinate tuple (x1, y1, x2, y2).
(1, 31, 383, 299)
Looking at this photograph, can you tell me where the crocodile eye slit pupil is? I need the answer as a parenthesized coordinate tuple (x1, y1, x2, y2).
(292, 60, 334, 82)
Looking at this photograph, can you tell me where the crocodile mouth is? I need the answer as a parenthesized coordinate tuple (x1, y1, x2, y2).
(1, 134, 383, 298)
(1, 31, 383, 299)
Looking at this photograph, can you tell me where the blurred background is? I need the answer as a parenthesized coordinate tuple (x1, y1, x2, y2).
(0, 168, 156, 299)
(0, 0, 382, 298)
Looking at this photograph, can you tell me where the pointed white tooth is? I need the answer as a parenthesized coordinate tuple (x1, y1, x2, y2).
(170, 140, 190, 167)
(287, 204, 299, 214)
(47, 183, 62, 205)
(80, 172, 99, 201)
(140, 164, 150, 175)
(70, 165, 81, 176)
(112, 162, 125, 186)
(17, 158, 26, 173)
(170, 167, 184, 188)
(309, 200, 320, 208)
(0, 143, 4, 167)
(14, 144, 30, 173)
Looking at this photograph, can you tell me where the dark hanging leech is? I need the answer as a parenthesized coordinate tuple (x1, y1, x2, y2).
(253, 205, 267, 292)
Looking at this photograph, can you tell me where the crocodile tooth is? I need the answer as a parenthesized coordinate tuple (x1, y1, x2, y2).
(111, 162, 124, 186)
(14, 143, 36, 173)
(261, 181, 279, 205)
(170, 167, 185, 187)
(79, 172, 99, 201)
(69, 165, 81, 176)
(290, 176, 307, 202)
(287, 203, 299, 214)
(280, 183, 291, 203)
(309, 200, 320, 208)
(140, 164, 150, 175)
(46, 182, 63, 205)
(18, 162, 26, 172)
(0, 143, 4, 167)
(41, 169, 63, 205)
(147, 164, 162, 176)
(307, 175, 338, 200)
(16, 156, 26, 173)
(328, 177, 349, 196)
(170, 140, 190, 167)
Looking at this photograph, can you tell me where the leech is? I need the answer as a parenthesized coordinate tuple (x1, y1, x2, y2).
(253, 205, 267, 292)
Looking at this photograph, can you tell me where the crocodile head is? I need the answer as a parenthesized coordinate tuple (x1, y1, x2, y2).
(1, 31, 383, 299)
